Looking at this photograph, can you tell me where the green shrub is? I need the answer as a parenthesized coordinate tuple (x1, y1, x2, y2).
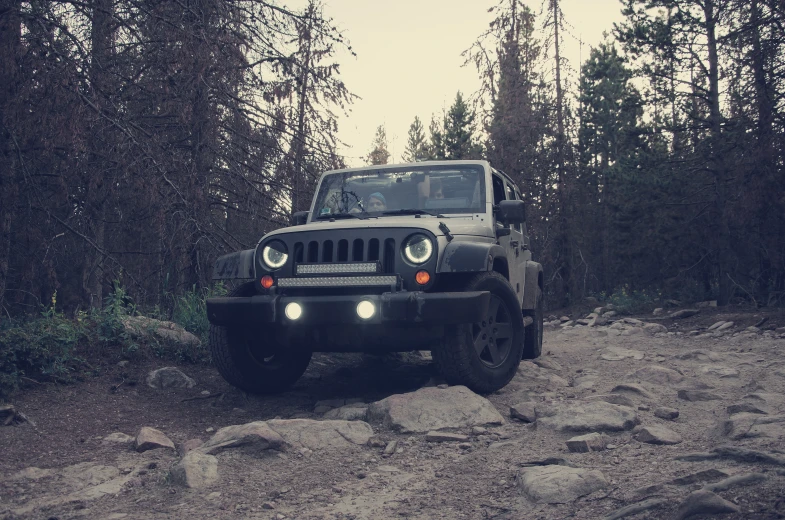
(600, 285, 659, 315)
(170, 282, 226, 345)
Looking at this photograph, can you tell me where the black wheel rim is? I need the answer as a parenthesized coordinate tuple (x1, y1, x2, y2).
(471, 294, 513, 368)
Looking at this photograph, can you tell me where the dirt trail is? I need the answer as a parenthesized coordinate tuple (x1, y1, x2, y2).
(2, 308, 785, 519)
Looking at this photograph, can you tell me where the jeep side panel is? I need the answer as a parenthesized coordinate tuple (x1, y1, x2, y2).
(212, 249, 255, 280)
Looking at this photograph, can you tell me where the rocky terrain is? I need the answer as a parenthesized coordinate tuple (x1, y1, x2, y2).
(2, 306, 785, 519)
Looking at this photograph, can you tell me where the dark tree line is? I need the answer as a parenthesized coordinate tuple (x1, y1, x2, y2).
(413, 0, 785, 307)
(0, 0, 350, 316)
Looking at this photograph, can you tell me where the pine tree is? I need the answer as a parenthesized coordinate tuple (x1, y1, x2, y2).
(402, 116, 429, 162)
(366, 125, 391, 165)
(428, 116, 446, 160)
(444, 92, 483, 160)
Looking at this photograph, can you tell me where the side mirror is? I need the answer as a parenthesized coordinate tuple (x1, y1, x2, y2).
(291, 211, 310, 226)
(496, 200, 526, 225)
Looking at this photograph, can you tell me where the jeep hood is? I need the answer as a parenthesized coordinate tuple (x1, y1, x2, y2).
(261, 215, 493, 241)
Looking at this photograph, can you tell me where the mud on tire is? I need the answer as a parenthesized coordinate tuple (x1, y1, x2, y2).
(432, 272, 524, 393)
(209, 283, 312, 394)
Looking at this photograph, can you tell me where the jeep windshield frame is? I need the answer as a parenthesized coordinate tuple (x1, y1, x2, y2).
(309, 164, 487, 221)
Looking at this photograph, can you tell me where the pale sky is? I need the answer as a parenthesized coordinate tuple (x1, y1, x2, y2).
(320, 0, 628, 166)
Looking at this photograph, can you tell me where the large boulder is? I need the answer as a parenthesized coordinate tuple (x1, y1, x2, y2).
(518, 465, 608, 503)
(535, 401, 639, 433)
(266, 419, 374, 449)
(367, 386, 504, 433)
(122, 315, 200, 347)
(146, 367, 196, 390)
(199, 421, 285, 455)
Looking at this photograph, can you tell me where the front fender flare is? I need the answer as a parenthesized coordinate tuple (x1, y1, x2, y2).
(521, 261, 543, 311)
(437, 241, 507, 274)
(212, 249, 255, 280)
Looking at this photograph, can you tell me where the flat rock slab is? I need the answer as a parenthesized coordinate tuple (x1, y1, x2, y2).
(367, 386, 504, 433)
(199, 421, 285, 454)
(636, 425, 682, 445)
(566, 433, 607, 453)
(601, 347, 644, 361)
(675, 350, 723, 362)
(535, 401, 639, 433)
(654, 407, 680, 420)
(678, 389, 722, 402)
(611, 383, 657, 400)
(587, 394, 635, 408)
(699, 365, 739, 378)
(518, 465, 608, 504)
(146, 367, 196, 389)
(723, 413, 785, 440)
(675, 490, 740, 520)
(135, 427, 175, 452)
(102, 432, 134, 444)
(425, 431, 469, 442)
(726, 403, 768, 415)
(670, 468, 731, 486)
(170, 451, 218, 489)
(626, 366, 684, 385)
(267, 419, 374, 450)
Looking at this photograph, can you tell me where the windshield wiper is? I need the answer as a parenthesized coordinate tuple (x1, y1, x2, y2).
(315, 212, 366, 220)
(380, 209, 444, 218)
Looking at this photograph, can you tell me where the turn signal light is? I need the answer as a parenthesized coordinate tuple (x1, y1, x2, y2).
(415, 270, 431, 285)
(260, 275, 274, 289)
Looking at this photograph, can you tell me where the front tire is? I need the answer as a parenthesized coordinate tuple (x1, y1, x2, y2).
(209, 284, 312, 394)
(432, 272, 524, 393)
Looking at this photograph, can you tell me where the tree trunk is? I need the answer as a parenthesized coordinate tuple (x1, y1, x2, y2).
(0, 0, 21, 315)
(703, 0, 732, 306)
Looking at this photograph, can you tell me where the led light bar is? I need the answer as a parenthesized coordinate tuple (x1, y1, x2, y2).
(296, 263, 378, 275)
(278, 276, 397, 288)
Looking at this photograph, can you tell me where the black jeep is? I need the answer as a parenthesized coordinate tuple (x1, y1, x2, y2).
(206, 160, 543, 393)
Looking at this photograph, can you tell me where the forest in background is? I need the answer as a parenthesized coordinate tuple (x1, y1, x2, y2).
(1, 0, 784, 321)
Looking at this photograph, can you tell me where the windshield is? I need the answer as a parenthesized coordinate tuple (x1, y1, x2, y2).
(311, 165, 486, 219)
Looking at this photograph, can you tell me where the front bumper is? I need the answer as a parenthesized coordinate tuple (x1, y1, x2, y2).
(206, 291, 490, 327)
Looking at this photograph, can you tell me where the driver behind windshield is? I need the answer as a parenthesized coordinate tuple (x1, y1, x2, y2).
(367, 192, 387, 212)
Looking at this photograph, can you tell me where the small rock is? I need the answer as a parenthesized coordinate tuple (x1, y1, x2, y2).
(643, 323, 668, 334)
(636, 425, 682, 445)
(587, 394, 635, 408)
(170, 451, 218, 489)
(145, 367, 196, 390)
(675, 490, 740, 520)
(699, 365, 739, 378)
(533, 358, 563, 371)
(135, 427, 175, 452)
(669, 309, 700, 319)
(626, 366, 684, 385)
(652, 308, 664, 316)
(716, 322, 734, 331)
(425, 431, 469, 442)
(510, 402, 537, 423)
(708, 321, 725, 331)
(117, 360, 130, 368)
(678, 389, 722, 402)
(653, 407, 679, 420)
(262, 502, 275, 510)
(367, 436, 387, 448)
(383, 440, 398, 457)
(102, 432, 134, 444)
(471, 426, 487, 435)
(199, 421, 285, 454)
(566, 433, 607, 453)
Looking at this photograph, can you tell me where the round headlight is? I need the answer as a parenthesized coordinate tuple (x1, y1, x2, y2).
(403, 234, 433, 264)
(262, 242, 288, 269)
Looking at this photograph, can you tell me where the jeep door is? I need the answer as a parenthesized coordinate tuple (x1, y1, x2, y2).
(492, 173, 524, 305)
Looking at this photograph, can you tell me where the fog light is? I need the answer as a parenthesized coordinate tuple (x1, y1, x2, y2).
(356, 300, 375, 320)
(285, 302, 302, 320)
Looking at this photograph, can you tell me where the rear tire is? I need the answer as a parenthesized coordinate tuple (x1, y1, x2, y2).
(522, 291, 543, 359)
(432, 272, 524, 393)
(209, 283, 312, 394)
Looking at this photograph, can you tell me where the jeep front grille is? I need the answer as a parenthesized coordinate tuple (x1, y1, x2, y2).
(293, 237, 397, 273)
